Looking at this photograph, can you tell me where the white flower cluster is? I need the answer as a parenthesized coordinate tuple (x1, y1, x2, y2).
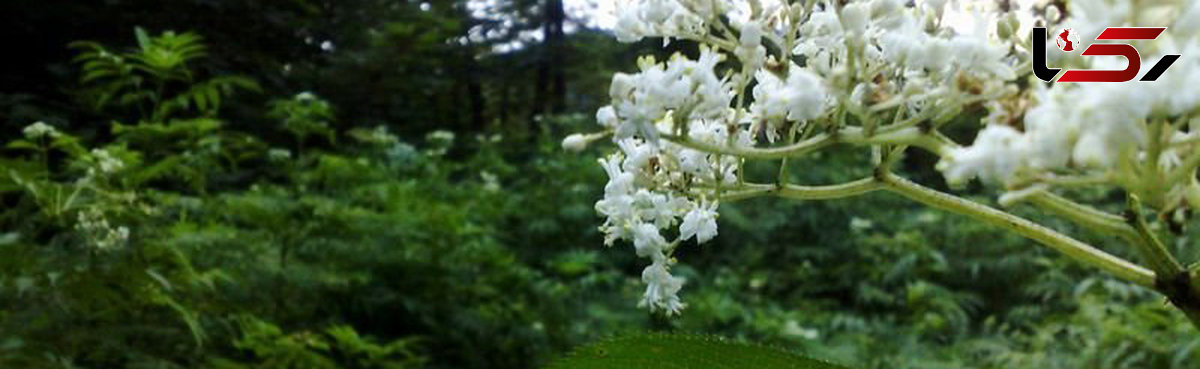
(582, 0, 1200, 314)
(23, 121, 60, 140)
(595, 148, 721, 314)
(424, 130, 455, 156)
(593, 101, 749, 313)
(790, 0, 1018, 92)
(87, 149, 125, 177)
(938, 0, 1200, 204)
(613, 0, 711, 43)
(582, 0, 1032, 313)
(751, 65, 827, 141)
(75, 208, 129, 251)
(603, 48, 732, 142)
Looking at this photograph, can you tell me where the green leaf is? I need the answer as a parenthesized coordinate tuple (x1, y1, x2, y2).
(545, 334, 852, 369)
(135, 26, 152, 50)
(130, 155, 184, 185)
(5, 140, 40, 150)
(205, 85, 221, 112)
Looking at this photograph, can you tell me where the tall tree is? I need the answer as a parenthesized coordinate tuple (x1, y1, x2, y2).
(535, 0, 567, 115)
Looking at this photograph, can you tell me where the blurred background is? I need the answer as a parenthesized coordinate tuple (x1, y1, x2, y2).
(1, 0, 1198, 368)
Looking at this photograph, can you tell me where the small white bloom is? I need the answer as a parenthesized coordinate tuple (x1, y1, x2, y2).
(639, 260, 686, 315)
(369, 125, 399, 144)
(612, 0, 706, 44)
(480, 171, 501, 192)
(607, 48, 732, 142)
(849, 217, 874, 231)
(632, 222, 668, 260)
(679, 201, 718, 244)
(75, 208, 129, 251)
(735, 21, 767, 70)
(936, 125, 1028, 186)
(267, 148, 293, 161)
(426, 130, 455, 143)
(23, 121, 59, 140)
(91, 149, 125, 175)
(751, 65, 828, 125)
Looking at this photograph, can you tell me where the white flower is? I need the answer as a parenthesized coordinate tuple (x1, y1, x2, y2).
(23, 121, 59, 140)
(75, 208, 129, 251)
(368, 125, 399, 144)
(640, 191, 687, 229)
(480, 171, 501, 192)
(617, 138, 657, 175)
(607, 48, 732, 142)
(937, 125, 1028, 186)
(632, 222, 668, 260)
(268, 148, 293, 161)
(612, 0, 707, 44)
(595, 153, 637, 245)
(573, 0, 1143, 315)
(600, 153, 635, 197)
(90, 149, 125, 175)
(426, 130, 455, 143)
(425, 130, 456, 156)
(639, 260, 686, 315)
(735, 21, 766, 71)
(679, 201, 718, 244)
(849, 217, 874, 231)
(751, 65, 827, 125)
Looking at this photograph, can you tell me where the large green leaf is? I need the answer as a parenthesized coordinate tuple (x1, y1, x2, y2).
(546, 334, 852, 369)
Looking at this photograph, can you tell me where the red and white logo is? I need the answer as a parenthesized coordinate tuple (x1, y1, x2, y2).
(1055, 28, 1079, 52)
(1033, 27, 1180, 83)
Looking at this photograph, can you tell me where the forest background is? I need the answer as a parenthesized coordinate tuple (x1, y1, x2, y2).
(1, 0, 1197, 368)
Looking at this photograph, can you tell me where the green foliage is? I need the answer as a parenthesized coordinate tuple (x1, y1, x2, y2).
(268, 93, 335, 148)
(71, 27, 260, 122)
(546, 333, 850, 369)
(67, 27, 266, 194)
(0, 30, 429, 369)
(0, 127, 222, 367)
(4, 7, 1200, 369)
(209, 317, 424, 369)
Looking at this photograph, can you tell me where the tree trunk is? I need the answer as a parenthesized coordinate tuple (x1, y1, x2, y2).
(534, 0, 567, 120)
(549, 0, 566, 113)
(466, 54, 487, 129)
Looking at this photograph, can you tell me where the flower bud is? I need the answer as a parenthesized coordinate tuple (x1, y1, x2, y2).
(1045, 6, 1061, 23)
(596, 106, 618, 128)
(840, 3, 869, 36)
(997, 14, 1014, 40)
(562, 133, 590, 152)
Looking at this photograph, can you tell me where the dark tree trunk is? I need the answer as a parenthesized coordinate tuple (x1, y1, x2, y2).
(466, 54, 487, 129)
(533, 0, 566, 119)
(548, 0, 566, 113)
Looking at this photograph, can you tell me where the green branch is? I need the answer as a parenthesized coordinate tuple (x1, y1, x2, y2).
(663, 126, 954, 161)
(717, 178, 883, 203)
(1025, 191, 1139, 241)
(878, 172, 1157, 287)
(1124, 195, 1184, 276)
(713, 173, 1156, 288)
